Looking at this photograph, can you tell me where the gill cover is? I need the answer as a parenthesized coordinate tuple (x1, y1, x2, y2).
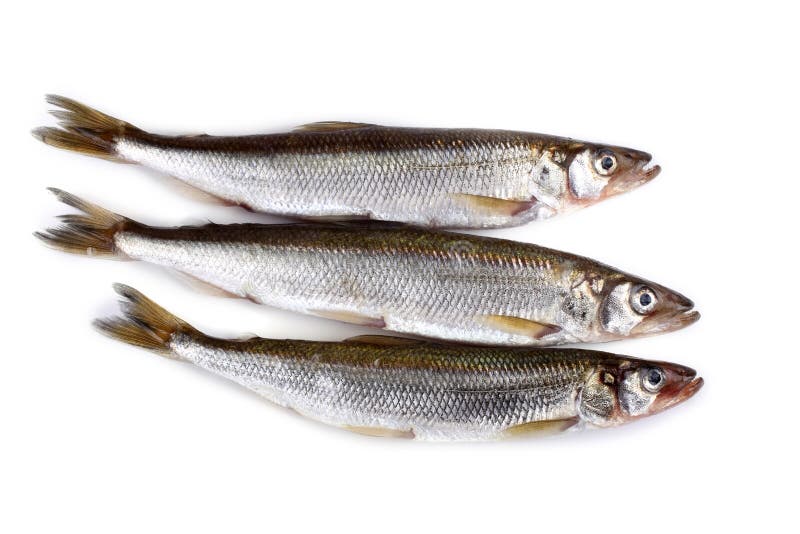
(578, 367, 619, 427)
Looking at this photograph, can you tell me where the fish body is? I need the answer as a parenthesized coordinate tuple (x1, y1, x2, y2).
(34, 96, 660, 229)
(95, 285, 704, 441)
(38, 190, 699, 346)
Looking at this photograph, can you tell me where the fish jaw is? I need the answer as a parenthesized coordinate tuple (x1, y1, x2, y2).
(651, 364, 704, 413)
(631, 309, 701, 337)
(666, 376, 704, 409)
(603, 150, 661, 199)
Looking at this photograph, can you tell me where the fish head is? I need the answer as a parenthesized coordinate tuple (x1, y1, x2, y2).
(565, 143, 660, 205)
(597, 277, 700, 339)
(579, 359, 703, 427)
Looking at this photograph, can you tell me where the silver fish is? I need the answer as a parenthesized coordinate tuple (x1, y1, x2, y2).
(95, 284, 704, 441)
(33, 95, 660, 229)
(37, 189, 699, 346)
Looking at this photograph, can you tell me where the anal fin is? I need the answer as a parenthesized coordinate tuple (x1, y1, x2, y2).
(479, 315, 561, 339)
(174, 272, 241, 299)
(163, 176, 236, 207)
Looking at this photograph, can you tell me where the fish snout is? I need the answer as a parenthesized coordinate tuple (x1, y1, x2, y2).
(662, 289, 700, 331)
(676, 376, 704, 404)
(664, 372, 704, 409)
(664, 289, 694, 311)
(629, 284, 700, 337)
(649, 362, 704, 412)
(605, 150, 660, 196)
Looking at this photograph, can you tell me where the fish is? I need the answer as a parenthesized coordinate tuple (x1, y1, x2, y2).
(36, 189, 699, 346)
(94, 284, 704, 441)
(32, 95, 660, 229)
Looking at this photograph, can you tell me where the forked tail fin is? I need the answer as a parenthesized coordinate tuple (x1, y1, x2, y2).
(32, 95, 142, 161)
(34, 188, 140, 257)
(94, 284, 198, 359)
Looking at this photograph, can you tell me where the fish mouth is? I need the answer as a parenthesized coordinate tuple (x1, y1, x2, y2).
(664, 376, 704, 410)
(642, 162, 662, 180)
(636, 152, 662, 180)
(646, 362, 703, 413)
(676, 376, 704, 403)
(670, 309, 701, 329)
(631, 309, 701, 337)
(605, 155, 661, 197)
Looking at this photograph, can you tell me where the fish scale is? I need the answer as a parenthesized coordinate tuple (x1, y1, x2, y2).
(90, 285, 702, 440)
(206, 340, 583, 432)
(39, 190, 698, 346)
(35, 95, 662, 228)
(117, 226, 654, 345)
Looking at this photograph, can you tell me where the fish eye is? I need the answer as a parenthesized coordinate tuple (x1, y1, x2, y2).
(642, 367, 666, 393)
(594, 150, 617, 175)
(631, 286, 657, 315)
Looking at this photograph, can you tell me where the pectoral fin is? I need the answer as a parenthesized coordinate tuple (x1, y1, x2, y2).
(311, 309, 386, 328)
(505, 417, 579, 438)
(452, 193, 535, 216)
(480, 315, 561, 339)
(344, 335, 424, 346)
(294, 121, 376, 133)
(344, 425, 415, 439)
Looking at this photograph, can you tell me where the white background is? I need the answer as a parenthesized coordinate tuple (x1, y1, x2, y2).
(3, 2, 797, 532)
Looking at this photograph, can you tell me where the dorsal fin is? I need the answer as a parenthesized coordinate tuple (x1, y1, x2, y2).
(344, 335, 424, 347)
(293, 121, 376, 133)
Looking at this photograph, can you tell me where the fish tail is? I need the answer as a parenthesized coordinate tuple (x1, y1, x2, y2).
(94, 284, 198, 359)
(34, 188, 139, 257)
(32, 95, 142, 161)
